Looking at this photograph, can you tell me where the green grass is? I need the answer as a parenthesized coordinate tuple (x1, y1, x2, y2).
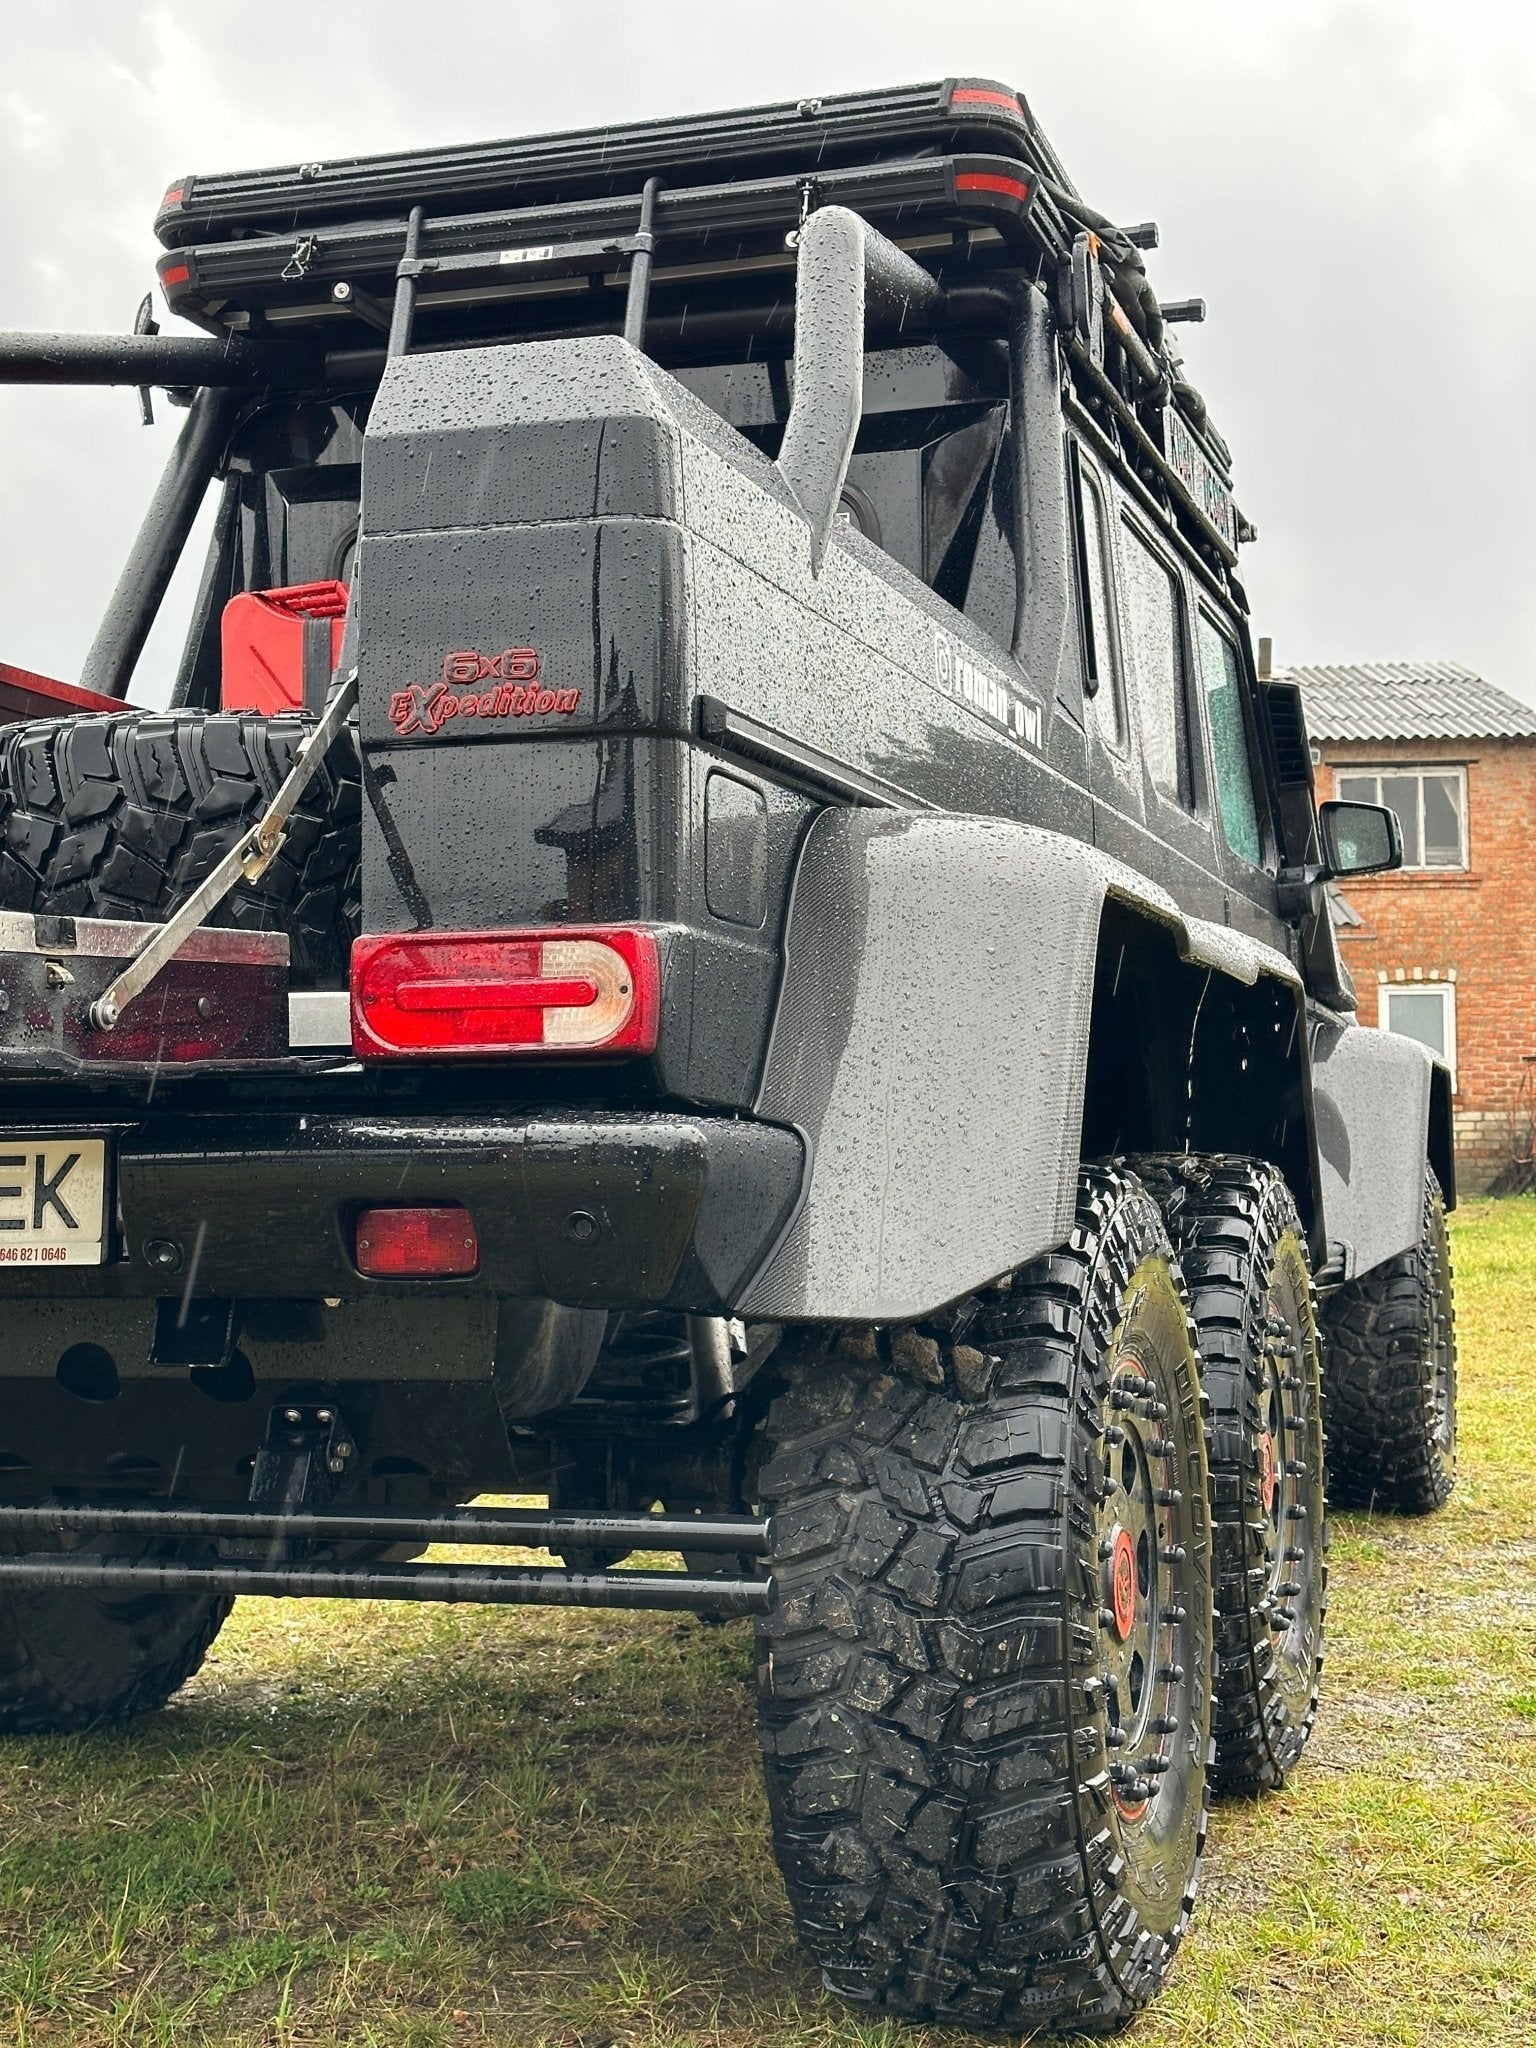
(1, 1201, 1534, 2044)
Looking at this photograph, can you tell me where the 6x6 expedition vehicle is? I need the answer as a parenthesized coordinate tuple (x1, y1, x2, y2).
(0, 77, 1457, 2032)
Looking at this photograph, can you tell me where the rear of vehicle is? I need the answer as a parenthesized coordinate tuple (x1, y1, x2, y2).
(0, 75, 1456, 2034)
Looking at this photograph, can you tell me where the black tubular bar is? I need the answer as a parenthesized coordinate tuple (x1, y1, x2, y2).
(0, 1501, 769, 1554)
(0, 330, 302, 387)
(387, 204, 426, 358)
(622, 176, 662, 350)
(77, 385, 240, 700)
(0, 1555, 772, 1616)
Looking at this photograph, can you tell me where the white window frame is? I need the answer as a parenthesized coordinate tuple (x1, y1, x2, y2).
(1379, 981, 1457, 1087)
(1333, 764, 1468, 872)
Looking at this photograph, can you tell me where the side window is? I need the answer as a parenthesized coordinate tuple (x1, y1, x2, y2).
(1119, 520, 1194, 808)
(1071, 452, 1125, 750)
(1195, 614, 1263, 865)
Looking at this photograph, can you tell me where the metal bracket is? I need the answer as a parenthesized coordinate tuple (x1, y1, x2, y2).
(88, 670, 357, 1033)
(249, 1401, 359, 1528)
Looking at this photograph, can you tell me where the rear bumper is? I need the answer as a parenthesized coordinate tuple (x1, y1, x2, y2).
(0, 1111, 804, 1314)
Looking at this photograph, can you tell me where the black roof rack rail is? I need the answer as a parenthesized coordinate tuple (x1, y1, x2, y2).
(155, 76, 1048, 247)
(156, 151, 1041, 333)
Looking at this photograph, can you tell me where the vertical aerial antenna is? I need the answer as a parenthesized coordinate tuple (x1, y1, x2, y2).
(623, 178, 663, 351)
(387, 206, 426, 359)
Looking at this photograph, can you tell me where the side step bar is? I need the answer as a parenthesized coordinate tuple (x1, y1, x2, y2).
(0, 1502, 772, 1617)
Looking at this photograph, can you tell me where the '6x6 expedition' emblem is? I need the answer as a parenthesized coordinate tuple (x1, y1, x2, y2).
(388, 648, 581, 736)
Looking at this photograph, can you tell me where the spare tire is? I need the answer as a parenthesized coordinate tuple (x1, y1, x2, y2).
(0, 710, 360, 987)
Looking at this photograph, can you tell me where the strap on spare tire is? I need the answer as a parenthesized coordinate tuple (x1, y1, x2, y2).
(89, 669, 358, 1034)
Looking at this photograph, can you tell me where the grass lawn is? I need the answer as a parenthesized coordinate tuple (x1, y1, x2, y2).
(0, 1200, 1532, 2047)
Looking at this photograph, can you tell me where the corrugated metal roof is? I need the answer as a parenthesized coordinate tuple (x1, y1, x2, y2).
(1279, 660, 1536, 743)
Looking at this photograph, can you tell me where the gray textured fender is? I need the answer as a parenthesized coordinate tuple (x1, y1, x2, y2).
(739, 809, 1304, 1321)
(1309, 1013, 1444, 1280)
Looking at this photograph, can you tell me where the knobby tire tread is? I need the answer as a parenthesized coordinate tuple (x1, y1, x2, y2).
(1319, 1170, 1456, 1515)
(755, 1166, 1213, 2035)
(0, 1550, 231, 1735)
(0, 710, 361, 986)
(1128, 1154, 1327, 1796)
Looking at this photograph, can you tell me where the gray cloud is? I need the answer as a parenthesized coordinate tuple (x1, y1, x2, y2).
(3, 0, 1534, 700)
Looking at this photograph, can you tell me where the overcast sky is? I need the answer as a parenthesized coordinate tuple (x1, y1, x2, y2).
(4, 0, 1536, 704)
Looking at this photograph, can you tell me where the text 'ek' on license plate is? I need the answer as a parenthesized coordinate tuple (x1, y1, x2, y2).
(0, 1137, 108, 1266)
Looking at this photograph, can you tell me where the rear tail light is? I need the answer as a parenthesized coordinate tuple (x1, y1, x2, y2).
(350, 928, 660, 1060)
(355, 1205, 479, 1278)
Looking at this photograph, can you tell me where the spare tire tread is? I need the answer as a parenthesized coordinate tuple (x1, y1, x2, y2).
(0, 710, 360, 987)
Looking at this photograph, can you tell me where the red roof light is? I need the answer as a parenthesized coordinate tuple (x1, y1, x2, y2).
(950, 87, 1023, 114)
(956, 171, 1032, 203)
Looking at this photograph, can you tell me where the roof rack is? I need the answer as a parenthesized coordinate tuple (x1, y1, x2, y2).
(10, 76, 1251, 574)
(154, 77, 1058, 246)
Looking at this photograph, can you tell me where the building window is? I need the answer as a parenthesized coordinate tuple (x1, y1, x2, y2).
(1379, 981, 1456, 1084)
(1334, 766, 1467, 870)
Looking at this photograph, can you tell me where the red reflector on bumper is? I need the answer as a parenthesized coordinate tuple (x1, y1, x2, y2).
(350, 928, 660, 1060)
(354, 1205, 479, 1278)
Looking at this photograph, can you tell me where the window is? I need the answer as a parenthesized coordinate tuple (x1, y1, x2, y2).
(1195, 614, 1263, 865)
(1334, 767, 1467, 870)
(1072, 456, 1124, 750)
(1119, 521, 1193, 807)
(1379, 981, 1456, 1084)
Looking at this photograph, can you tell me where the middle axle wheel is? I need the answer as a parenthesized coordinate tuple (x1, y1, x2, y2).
(1132, 1154, 1327, 1794)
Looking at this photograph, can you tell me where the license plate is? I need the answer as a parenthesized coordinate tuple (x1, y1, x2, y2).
(0, 1137, 108, 1266)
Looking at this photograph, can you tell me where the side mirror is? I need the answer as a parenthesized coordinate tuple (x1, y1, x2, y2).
(1319, 799, 1402, 878)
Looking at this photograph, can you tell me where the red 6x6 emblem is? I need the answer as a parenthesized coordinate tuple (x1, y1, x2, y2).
(440, 648, 540, 685)
(388, 646, 581, 737)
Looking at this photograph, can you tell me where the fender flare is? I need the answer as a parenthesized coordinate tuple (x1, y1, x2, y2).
(1309, 1009, 1451, 1280)
(738, 807, 1306, 1321)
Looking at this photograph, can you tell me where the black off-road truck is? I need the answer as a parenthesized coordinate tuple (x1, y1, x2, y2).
(0, 78, 1457, 2032)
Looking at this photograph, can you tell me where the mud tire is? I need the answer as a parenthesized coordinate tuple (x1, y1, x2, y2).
(1130, 1156, 1326, 1795)
(0, 710, 360, 987)
(1319, 1170, 1456, 1515)
(755, 1167, 1213, 2034)
(0, 1510, 230, 1733)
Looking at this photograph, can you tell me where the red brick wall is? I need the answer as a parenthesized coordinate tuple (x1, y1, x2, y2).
(1319, 736, 1536, 1192)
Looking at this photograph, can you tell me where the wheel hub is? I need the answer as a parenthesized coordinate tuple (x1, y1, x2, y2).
(1109, 1525, 1138, 1641)
(1094, 1356, 1185, 1824)
(1259, 1428, 1277, 1515)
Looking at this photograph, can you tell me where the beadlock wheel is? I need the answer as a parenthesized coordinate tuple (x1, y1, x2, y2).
(755, 1166, 1213, 2034)
(1132, 1156, 1326, 1793)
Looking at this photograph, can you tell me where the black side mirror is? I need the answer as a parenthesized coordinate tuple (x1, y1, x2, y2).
(1276, 799, 1403, 922)
(1318, 799, 1402, 878)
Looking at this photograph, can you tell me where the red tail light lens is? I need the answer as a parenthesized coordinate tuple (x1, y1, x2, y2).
(355, 1204, 479, 1278)
(350, 928, 660, 1060)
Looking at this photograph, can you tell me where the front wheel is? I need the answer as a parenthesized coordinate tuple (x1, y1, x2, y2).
(755, 1167, 1213, 2034)
(1320, 1168, 1456, 1514)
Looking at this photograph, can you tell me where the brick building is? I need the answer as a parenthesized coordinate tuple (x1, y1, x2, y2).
(1285, 660, 1536, 1192)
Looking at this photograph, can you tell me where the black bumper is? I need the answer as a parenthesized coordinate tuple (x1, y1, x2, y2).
(0, 1111, 804, 1313)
